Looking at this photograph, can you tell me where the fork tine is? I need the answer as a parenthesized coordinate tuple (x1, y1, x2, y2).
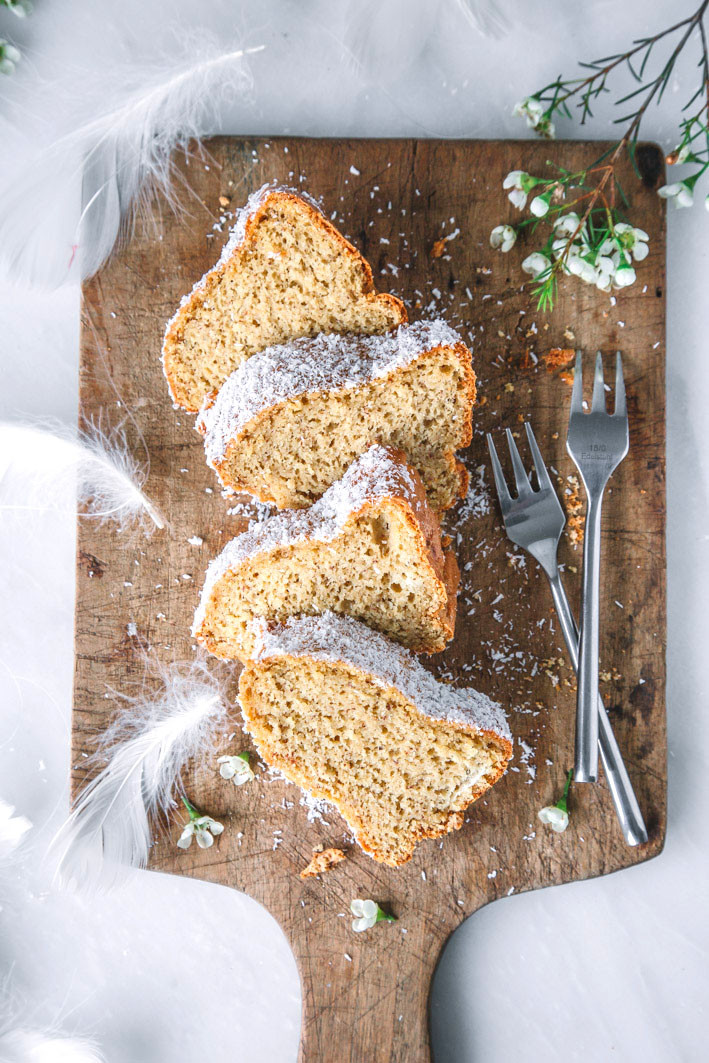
(614, 351, 626, 417)
(570, 350, 584, 413)
(505, 428, 532, 497)
(486, 433, 512, 510)
(591, 350, 606, 412)
(524, 422, 553, 491)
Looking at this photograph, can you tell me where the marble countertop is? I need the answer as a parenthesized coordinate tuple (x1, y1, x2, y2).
(0, 1, 706, 1059)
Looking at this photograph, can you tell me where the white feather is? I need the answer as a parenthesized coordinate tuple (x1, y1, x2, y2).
(0, 36, 264, 289)
(53, 659, 228, 892)
(341, 0, 508, 82)
(0, 420, 164, 531)
(0, 799, 32, 861)
(0, 1030, 104, 1063)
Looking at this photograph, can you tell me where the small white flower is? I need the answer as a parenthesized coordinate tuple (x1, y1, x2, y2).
(567, 254, 597, 285)
(595, 253, 618, 278)
(177, 798, 224, 850)
(503, 170, 532, 210)
(530, 193, 551, 218)
(521, 252, 551, 279)
(613, 260, 636, 288)
(218, 753, 255, 786)
(350, 898, 396, 932)
(552, 212, 581, 238)
(513, 97, 555, 138)
(0, 40, 21, 75)
(538, 769, 572, 833)
(0, 799, 32, 858)
(706, 193, 709, 212)
(537, 805, 569, 832)
(513, 97, 544, 127)
(5, 0, 32, 15)
(614, 223, 649, 262)
(489, 224, 517, 252)
(657, 181, 694, 208)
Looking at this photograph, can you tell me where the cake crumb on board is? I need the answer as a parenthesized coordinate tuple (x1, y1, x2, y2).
(300, 847, 347, 878)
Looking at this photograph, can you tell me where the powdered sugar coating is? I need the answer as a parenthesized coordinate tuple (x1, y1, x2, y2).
(252, 611, 512, 741)
(199, 320, 463, 470)
(191, 445, 423, 636)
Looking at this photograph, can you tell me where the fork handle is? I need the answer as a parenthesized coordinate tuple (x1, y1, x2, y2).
(576, 493, 604, 781)
(549, 573, 648, 846)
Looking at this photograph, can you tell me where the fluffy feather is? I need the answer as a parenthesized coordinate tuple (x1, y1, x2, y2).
(0, 799, 32, 861)
(341, 0, 508, 82)
(53, 659, 229, 892)
(0, 37, 264, 288)
(0, 420, 164, 531)
(0, 1030, 104, 1063)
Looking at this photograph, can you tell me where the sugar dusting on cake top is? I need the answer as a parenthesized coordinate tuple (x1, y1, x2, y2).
(252, 611, 512, 741)
(198, 320, 463, 469)
(192, 445, 425, 637)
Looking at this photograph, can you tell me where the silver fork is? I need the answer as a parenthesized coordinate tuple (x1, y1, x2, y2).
(487, 423, 647, 846)
(566, 351, 629, 783)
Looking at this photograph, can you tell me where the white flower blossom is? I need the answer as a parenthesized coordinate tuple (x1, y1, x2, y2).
(567, 254, 597, 285)
(513, 97, 544, 126)
(513, 97, 555, 138)
(9, 0, 33, 16)
(552, 212, 581, 238)
(658, 181, 694, 208)
(350, 898, 396, 932)
(614, 223, 649, 261)
(489, 224, 517, 252)
(613, 259, 636, 288)
(0, 799, 32, 858)
(521, 252, 551, 279)
(0, 40, 21, 75)
(218, 753, 254, 786)
(537, 805, 569, 832)
(177, 801, 224, 850)
(530, 193, 551, 218)
(538, 769, 572, 833)
(503, 170, 532, 210)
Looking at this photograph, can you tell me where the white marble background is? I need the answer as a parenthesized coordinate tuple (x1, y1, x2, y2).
(1, 1, 707, 1060)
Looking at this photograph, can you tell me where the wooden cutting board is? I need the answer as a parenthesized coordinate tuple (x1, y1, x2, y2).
(74, 137, 666, 1062)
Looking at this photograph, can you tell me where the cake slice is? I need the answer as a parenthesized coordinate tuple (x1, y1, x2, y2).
(193, 445, 459, 661)
(162, 186, 406, 411)
(239, 613, 513, 866)
(197, 320, 475, 511)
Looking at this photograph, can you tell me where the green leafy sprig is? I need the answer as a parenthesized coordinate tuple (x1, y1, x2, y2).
(494, 1, 709, 310)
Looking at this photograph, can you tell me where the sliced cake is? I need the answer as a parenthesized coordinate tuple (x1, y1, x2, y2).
(193, 445, 459, 661)
(197, 320, 475, 512)
(239, 613, 513, 866)
(162, 186, 407, 411)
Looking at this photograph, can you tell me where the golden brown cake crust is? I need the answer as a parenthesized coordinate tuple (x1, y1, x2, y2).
(162, 188, 407, 411)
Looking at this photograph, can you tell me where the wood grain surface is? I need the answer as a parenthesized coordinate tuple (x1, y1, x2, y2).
(75, 137, 667, 1063)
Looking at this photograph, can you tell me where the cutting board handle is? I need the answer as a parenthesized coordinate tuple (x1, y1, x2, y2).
(291, 918, 448, 1063)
